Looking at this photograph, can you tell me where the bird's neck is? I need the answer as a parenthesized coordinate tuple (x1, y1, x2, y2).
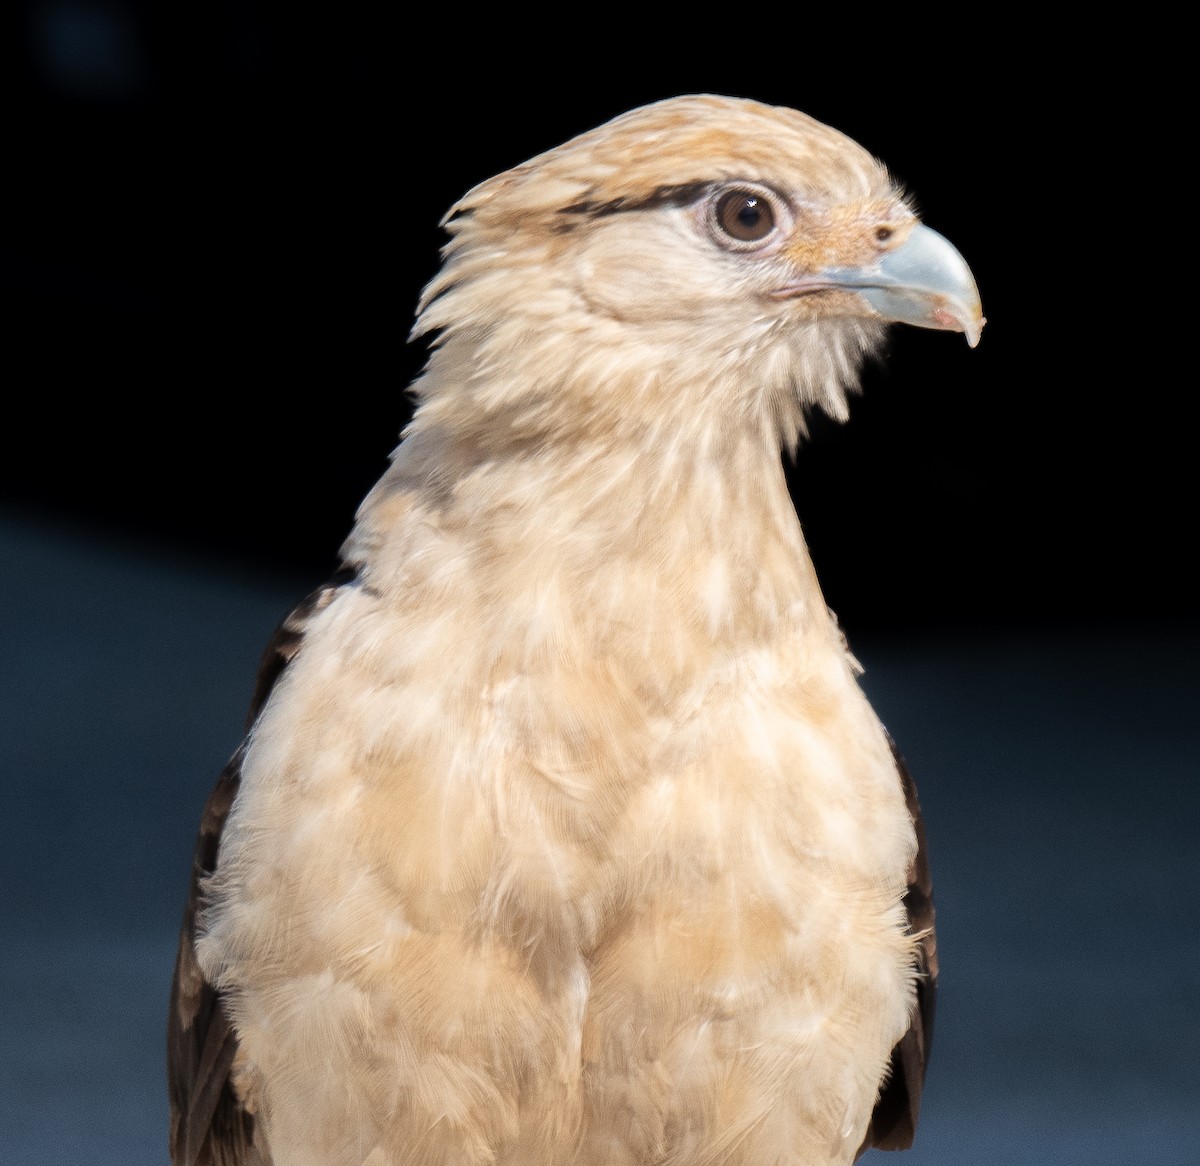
(348, 410, 844, 681)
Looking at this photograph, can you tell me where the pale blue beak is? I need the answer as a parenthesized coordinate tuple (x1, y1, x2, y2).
(857, 224, 985, 347)
(775, 223, 985, 347)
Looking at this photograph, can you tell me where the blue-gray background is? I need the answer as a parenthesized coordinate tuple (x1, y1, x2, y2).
(3, 7, 1194, 1165)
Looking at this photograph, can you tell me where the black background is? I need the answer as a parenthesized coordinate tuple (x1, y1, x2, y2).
(2, 5, 1186, 635)
(2, 10, 1196, 1165)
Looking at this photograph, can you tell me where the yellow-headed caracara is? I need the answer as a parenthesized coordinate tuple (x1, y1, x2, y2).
(168, 95, 983, 1166)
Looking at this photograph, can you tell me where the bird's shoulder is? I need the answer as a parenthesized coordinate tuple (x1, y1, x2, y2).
(859, 735, 939, 1155)
(166, 567, 356, 1166)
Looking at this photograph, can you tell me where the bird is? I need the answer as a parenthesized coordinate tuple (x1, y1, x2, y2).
(167, 93, 982, 1166)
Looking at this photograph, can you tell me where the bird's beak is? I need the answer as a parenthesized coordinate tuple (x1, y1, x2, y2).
(857, 224, 984, 347)
(777, 224, 985, 347)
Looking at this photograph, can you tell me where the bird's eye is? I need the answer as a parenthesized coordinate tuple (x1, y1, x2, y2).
(875, 226, 894, 243)
(713, 188, 777, 243)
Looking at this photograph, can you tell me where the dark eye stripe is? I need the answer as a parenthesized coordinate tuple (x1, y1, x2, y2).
(560, 182, 712, 218)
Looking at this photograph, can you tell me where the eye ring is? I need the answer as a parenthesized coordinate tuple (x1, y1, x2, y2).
(708, 185, 784, 248)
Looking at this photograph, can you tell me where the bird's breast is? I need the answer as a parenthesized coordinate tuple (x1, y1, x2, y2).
(197, 568, 917, 1163)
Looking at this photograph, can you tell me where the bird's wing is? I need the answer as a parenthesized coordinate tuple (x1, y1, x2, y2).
(166, 569, 356, 1166)
(859, 737, 939, 1155)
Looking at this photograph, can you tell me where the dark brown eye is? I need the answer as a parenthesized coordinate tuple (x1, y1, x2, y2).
(875, 226, 894, 242)
(714, 189, 776, 242)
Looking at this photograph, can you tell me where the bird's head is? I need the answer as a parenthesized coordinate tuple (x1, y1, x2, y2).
(409, 95, 983, 451)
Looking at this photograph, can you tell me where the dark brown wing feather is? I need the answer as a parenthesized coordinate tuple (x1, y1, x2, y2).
(858, 735, 939, 1157)
(166, 570, 355, 1166)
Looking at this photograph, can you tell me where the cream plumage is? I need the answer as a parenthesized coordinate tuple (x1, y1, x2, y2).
(168, 94, 982, 1166)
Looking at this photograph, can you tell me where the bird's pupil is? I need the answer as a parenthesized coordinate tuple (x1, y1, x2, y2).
(739, 198, 761, 226)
